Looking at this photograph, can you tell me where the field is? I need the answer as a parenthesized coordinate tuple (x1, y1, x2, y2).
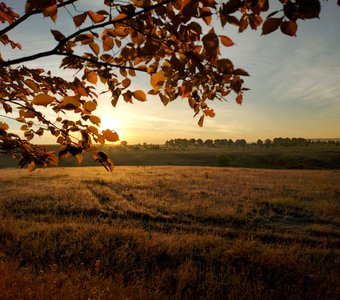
(0, 166, 339, 299)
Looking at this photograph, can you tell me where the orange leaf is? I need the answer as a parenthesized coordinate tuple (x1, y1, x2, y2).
(86, 71, 97, 84)
(0, 122, 9, 130)
(73, 13, 87, 27)
(103, 37, 114, 51)
(133, 90, 147, 101)
(88, 10, 106, 23)
(83, 101, 97, 112)
(198, 115, 204, 127)
(204, 109, 215, 118)
(89, 42, 100, 56)
(32, 93, 55, 106)
(236, 94, 243, 105)
(150, 71, 166, 91)
(102, 129, 119, 142)
(27, 161, 36, 172)
(220, 35, 234, 47)
(89, 115, 101, 126)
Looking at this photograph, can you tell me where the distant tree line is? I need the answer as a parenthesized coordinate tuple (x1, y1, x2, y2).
(164, 138, 340, 148)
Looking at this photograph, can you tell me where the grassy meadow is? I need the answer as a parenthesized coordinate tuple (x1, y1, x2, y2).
(0, 166, 339, 299)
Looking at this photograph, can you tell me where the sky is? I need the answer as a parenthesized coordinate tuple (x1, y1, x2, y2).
(1, 0, 340, 144)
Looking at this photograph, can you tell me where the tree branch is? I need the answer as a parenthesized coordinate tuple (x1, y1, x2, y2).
(0, 0, 78, 38)
(0, 0, 176, 68)
(55, 52, 148, 72)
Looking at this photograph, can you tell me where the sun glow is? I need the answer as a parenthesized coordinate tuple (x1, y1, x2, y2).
(100, 114, 124, 141)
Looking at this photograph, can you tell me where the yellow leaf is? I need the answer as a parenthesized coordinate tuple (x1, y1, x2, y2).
(89, 42, 100, 56)
(102, 129, 119, 142)
(89, 115, 101, 126)
(32, 93, 55, 106)
(150, 71, 166, 91)
(133, 90, 147, 101)
(0, 122, 9, 130)
(59, 96, 81, 110)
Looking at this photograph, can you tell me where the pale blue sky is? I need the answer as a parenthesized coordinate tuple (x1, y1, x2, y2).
(1, 1, 340, 144)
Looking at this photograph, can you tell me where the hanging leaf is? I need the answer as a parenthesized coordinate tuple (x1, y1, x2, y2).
(89, 42, 100, 56)
(51, 29, 65, 42)
(32, 93, 55, 106)
(88, 10, 106, 23)
(236, 94, 243, 105)
(86, 71, 97, 84)
(59, 96, 81, 110)
(151, 71, 166, 91)
(280, 21, 298, 37)
(133, 90, 147, 101)
(102, 129, 119, 142)
(198, 115, 204, 127)
(83, 101, 97, 112)
(27, 161, 36, 172)
(89, 115, 101, 126)
(262, 17, 283, 35)
(220, 35, 234, 47)
(73, 13, 87, 27)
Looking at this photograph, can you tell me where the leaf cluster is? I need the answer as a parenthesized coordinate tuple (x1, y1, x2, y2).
(0, 0, 332, 170)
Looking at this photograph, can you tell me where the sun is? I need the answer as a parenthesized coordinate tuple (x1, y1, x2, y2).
(100, 114, 124, 139)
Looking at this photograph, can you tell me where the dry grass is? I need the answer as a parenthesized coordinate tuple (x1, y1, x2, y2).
(0, 166, 339, 299)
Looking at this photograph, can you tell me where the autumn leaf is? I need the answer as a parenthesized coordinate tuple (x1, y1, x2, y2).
(0, 122, 9, 130)
(73, 13, 87, 27)
(83, 101, 97, 112)
(88, 10, 106, 23)
(89, 42, 100, 56)
(151, 71, 166, 91)
(204, 109, 215, 117)
(262, 17, 283, 35)
(280, 21, 298, 37)
(236, 94, 243, 105)
(220, 35, 234, 47)
(51, 29, 65, 42)
(89, 115, 101, 126)
(133, 90, 147, 101)
(59, 96, 81, 110)
(24, 79, 40, 92)
(102, 129, 119, 142)
(32, 93, 55, 106)
(86, 71, 97, 84)
(43, 4, 58, 22)
(198, 115, 204, 127)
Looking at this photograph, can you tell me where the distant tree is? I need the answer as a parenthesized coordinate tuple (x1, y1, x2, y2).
(204, 139, 214, 147)
(234, 139, 247, 147)
(256, 139, 263, 147)
(264, 138, 272, 147)
(196, 138, 204, 147)
(0, 0, 332, 170)
(121, 140, 128, 147)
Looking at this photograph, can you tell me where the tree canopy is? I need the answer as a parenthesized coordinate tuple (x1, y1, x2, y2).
(0, 0, 333, 171)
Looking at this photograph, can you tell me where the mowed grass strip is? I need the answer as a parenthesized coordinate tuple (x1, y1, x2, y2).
(0, 167, 339, 299)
